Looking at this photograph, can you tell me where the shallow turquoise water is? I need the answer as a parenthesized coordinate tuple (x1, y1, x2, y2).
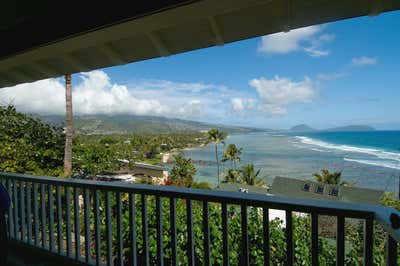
(184, 131, 400, 192)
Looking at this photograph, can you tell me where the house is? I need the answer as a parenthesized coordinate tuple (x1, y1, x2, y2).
(270, 176, 384, 205)
(133, 162, 169, 179)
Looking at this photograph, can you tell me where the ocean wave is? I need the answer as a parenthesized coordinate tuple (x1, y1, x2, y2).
(344, 158, 400, 170)
(295, 136, 400, 162)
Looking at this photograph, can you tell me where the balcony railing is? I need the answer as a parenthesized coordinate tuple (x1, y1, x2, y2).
(1, 171, 400, 265)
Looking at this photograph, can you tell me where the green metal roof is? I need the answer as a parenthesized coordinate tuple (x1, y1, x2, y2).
(270, 176, 384, 205)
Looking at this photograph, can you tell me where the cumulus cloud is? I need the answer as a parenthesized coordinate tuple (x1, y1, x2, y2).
(249, 76, 316, 115)
(351, 56, 378, 66)
(231, 98, 245, 112)
(230, 98, 256, 115)
(0, 70, 241, 121)
(0, 71, 170, 116)
(258, 26, 334, 57)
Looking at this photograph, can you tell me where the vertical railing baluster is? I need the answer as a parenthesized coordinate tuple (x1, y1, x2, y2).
(105, 191, 113, 266)
(117, 192, 123, 266)
(241, 204, 249, 266)
(263, 207, 270, 266)
(74, 187, 80, 260)
(20, 181, 26, 242)
(364, 218, 373, 266)
(94, 190, 101, 266)
(286, 210, 293, 266)
(170, 198, 177, 266)
(141, 194, 149, 266)
(387, 235, 397, 265)
(49, 184, 55, 252)
(311, 212, 318, 266)
(156, 196, 164, 266)
(222, 202, 229, 266)
(203, 201, 210, 266)
(66, 187, 72, 257)
(40, 183, 47, 248)
(84, 189, 91, 263)
(186, 199, 194, 266)
(13, 179, 19, 240)
(27, 182, 32, 244)
(336, 215, 345, 266)
(7, 179, 14, 239)
(56, 185, 63, 253)
(129, 193, 137, 266)
(33, 183, 39, 246)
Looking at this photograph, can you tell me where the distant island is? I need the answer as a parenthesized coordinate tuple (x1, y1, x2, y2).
(290, 124, 316, 132)
(290, 124, 375, 132)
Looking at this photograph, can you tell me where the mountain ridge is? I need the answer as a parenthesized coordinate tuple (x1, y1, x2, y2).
(39, 114, 266, 135)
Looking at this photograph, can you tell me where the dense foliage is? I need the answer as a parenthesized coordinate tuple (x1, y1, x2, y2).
(95, 196, 396, 265)
(0, 106, 64, 176)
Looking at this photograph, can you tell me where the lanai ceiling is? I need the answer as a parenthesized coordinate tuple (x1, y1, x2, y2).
(0, 0, 399, 88)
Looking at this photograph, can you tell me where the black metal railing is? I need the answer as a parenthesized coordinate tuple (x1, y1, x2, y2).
(1, 172, 399, 266)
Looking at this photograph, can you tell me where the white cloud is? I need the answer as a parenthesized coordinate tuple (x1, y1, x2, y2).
(0, 71, 171, 116)
(258, 26, 334, 57)
(231, 98, 245, 112)
(316, 72, 348, 81)
(0, 70, 240, 121)
(249, 76, 316, 115)
(351, 56, 378, 66)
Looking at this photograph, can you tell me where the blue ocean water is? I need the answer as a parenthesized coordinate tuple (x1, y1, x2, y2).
(184, 131, 400, 192)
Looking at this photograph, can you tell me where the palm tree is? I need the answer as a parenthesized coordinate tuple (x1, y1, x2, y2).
(313, 169, 351, 186)
(222, 168, 240, 184)
(206, 128, 226, 186)
(240, 163, 263, 186)
(170, 154, 197, 187)
(63, 74, 73, 177)
(222, 144, 242, 170)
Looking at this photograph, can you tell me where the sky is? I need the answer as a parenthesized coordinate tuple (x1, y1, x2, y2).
(1, 11, 400, 130)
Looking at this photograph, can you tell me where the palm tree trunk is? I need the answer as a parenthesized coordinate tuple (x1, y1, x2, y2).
(215, 144, 220, 186)
(64, 74, 73, 177)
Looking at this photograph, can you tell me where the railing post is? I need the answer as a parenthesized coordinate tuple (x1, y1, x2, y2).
(40, 184, 47, 249)
(129, 193, 137, 266)
(263, 207, 270, 266)
(186, 199, 194, 266)
(65, 187, 72, 258)
(222, 203, 229, 266)
(84, 189, 91, 263)
(48, 184, 55, 252)
(364, 218, 373, 266)
(73, 187, 80, 260)
(241, 204, 249, 266)
(285, 210, 293, 266)
(94, 190, 101, 266)
(20, 181, 26, 242)
(311, 212, 319, 266)
(141, 194, 149, 266)
(336, 215, 345, 266)
(203, 201, 210, 266)
(387, 235, 397, 266)
(156, 196, 164, 266)
(170, 198, 177, 266)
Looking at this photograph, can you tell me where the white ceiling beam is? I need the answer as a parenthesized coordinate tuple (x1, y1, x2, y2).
(98, 44, 126, 65)
(147, 32, 171, 57)
(209, 16, 224, 46)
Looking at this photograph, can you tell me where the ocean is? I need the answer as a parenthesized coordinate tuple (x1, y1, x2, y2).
(184, 131, 400, 192)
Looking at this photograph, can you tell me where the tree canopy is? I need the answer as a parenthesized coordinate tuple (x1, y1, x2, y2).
(0, 105, 65, 176)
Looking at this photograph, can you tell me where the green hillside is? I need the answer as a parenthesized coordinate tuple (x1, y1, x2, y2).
(40, 114, 264, 135)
